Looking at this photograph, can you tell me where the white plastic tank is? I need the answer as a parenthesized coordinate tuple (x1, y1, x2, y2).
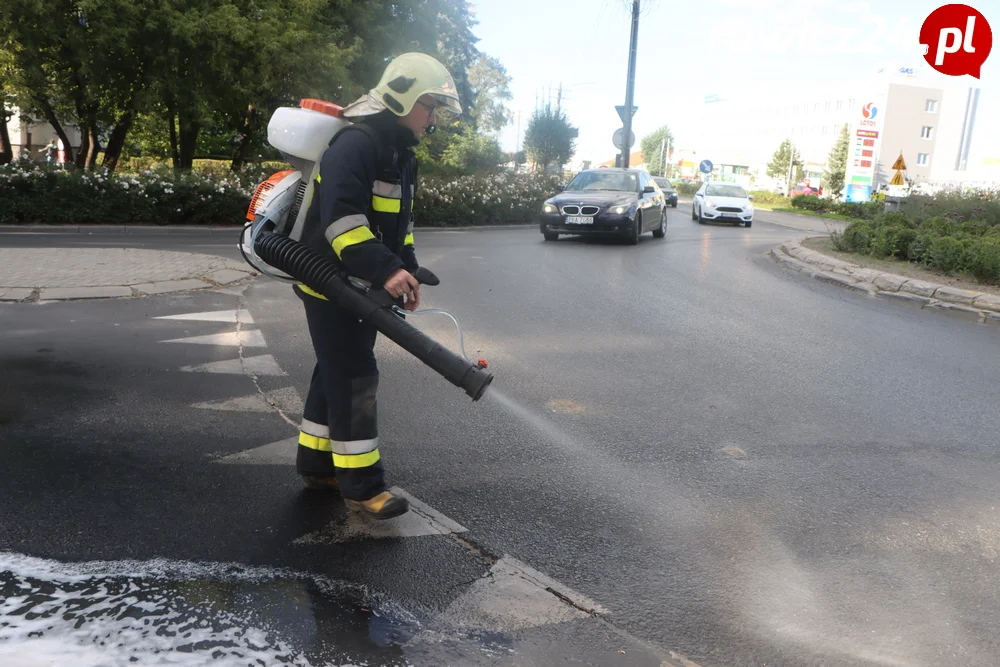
(267, 99, 350, 163)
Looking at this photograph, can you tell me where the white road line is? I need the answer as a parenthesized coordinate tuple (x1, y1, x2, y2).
(154, 309, 254, 324)
(160, 330, 266, 347)
(179, 355, 287, 376)
(412, 555, 607, 638)
(291, 486, 468, 544)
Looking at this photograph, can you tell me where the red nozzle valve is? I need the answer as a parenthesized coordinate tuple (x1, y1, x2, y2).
(477, 359, 488, 369)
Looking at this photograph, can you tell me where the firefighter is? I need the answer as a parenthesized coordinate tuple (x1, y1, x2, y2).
(293, 53, 462, 520)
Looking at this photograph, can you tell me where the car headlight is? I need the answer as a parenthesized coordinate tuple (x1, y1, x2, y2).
(705, 201, 716, 209)
(543, 203, 558, 214)
(612, 205, 629, 215)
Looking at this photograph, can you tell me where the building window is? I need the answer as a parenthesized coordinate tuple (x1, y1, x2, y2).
(848, 98, 856, 108)
(921, 126, 933, 139)
(836, 100, 843, 111)
(917, 153, 930, 166)
(926, 99, 938, 113)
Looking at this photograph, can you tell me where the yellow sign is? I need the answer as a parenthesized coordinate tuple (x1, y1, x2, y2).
(889, 170, 906, 186)
(891, 154, 907, 171)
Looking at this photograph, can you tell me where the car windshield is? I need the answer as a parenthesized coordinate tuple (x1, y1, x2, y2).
(706, 184, 747, 198)
(654, 178, 672, 189)
(566, 171, 638, 192)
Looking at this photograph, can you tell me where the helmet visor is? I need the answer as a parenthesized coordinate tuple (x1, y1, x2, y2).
(425, 92, 463, 120)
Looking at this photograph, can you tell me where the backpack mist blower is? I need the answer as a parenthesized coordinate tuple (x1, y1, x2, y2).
(238, 98, 493, 402)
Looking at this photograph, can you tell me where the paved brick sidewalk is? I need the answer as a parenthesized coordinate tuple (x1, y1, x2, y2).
(0, 248, 257, 302)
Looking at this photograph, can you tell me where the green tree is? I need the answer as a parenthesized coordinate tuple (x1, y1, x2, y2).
(767, 139, 803, 188)
(523, 105, 576, 172)
(640, 125, 674, 177)
(441, 127, 501, 173)
(467, 54, 512, 135)
(822, 124, 850, 198)
(0, 47, 15, 164)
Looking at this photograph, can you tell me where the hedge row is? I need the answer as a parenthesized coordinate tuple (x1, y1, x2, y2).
(833, 207, 1000, 284)
(0, 160, 559, 227)
(791, 194, 883, 219)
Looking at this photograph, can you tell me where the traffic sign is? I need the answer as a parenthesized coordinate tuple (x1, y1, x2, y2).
(891, 153, 907, 170)
(613, 128, 635, 151)
(615, 105, 638, 123)
(889, 170, 906, 186)
(699, 160, 714, 174)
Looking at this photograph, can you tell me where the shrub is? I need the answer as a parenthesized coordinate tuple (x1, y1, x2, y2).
(928, 235, 970, 274)
(414, 171, 561, 226)
(791, 194, 826, 211)
(840, 221, 875, 253)
(747, 190, 790, 207)
(675, 182, 700, 195)
(966, 238, 1000, 283)
(833, 201, 881, 219)
(0, 162, 251, 225)
(869, 225, 916, 259)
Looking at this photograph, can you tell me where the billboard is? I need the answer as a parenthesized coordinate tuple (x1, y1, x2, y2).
(843, 94, 886, 202)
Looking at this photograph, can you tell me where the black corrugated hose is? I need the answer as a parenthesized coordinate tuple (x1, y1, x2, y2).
(253, 232, 493, 401)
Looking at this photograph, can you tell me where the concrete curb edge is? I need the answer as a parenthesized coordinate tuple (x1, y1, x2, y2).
(770, 239, 1000, 325)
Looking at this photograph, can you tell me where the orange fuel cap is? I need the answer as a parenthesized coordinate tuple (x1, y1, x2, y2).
(477, 359, 489, 369)
(300, 99, 344, 117)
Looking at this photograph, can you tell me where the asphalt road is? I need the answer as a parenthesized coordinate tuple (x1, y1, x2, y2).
(2, 204, 999, 666)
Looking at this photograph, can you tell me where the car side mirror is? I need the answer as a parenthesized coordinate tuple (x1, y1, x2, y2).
(642, 185, 655, 194)
(747, 195, 754, 200)
(557, 185, 566, 191)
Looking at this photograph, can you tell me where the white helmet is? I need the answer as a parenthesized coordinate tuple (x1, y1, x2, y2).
(342, 52, 463, 119)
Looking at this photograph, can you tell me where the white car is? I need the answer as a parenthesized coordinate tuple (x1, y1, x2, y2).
(692, 182, 754, 227)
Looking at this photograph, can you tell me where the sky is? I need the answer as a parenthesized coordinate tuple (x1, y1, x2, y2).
(470, 0, 999, 170)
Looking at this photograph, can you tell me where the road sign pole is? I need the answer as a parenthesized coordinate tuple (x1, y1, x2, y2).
(621, 0, 639, 168)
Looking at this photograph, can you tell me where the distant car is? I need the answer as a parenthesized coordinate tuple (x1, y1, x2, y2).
(789, 183, 822, 198)
(652, 177, 678, 207)
(692, 182, 754, 227)
(539, 168, 666, 244)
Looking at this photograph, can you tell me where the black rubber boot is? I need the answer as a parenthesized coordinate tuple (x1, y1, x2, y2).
(344, 490, 409, 520)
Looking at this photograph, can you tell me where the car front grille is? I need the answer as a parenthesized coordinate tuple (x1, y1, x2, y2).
(580, 205, 600, 215)
(717, 206, 743, 213)
(561, 205, 580, 215)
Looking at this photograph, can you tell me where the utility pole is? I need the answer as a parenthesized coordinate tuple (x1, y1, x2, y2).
(622, 0, 639, 168)
(659, 137, 666, 176)
(515, 111, 521, 173)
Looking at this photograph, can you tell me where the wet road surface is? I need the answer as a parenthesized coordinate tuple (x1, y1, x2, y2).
(3, 205, 999, 666)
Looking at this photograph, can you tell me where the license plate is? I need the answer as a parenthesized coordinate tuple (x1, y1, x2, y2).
(721, 212, 739, 218)
(565, 216, 594, 224)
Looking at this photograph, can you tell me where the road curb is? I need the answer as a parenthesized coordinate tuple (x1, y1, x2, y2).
(771, 239, 1000, 326)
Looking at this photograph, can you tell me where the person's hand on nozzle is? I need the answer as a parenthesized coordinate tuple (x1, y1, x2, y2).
(384, 269, 421, 311)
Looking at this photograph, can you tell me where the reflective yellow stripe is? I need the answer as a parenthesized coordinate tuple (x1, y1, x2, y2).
(332, 449, 381, 469)
(403, 233, 415, 246)
(372, 195, 401, 213)
(299, 432, 333, 452)
(315, 174, 321, 183)
(296, 284, 328, 300)
(332, 225, 376, 257)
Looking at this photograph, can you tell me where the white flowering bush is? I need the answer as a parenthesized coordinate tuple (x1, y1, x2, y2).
(1, 159, 559, 227)
(415, 172, 561, 226)
(0, 160, 254, 225)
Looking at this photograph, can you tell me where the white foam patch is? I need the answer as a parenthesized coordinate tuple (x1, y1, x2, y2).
(0, 552, 416, 667)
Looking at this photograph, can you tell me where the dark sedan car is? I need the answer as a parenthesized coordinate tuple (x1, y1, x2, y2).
(539, 168, 666, 244)
(653, 177, 678, 207)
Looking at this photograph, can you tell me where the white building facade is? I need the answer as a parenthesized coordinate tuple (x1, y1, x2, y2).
(691, 66, 983, 199)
